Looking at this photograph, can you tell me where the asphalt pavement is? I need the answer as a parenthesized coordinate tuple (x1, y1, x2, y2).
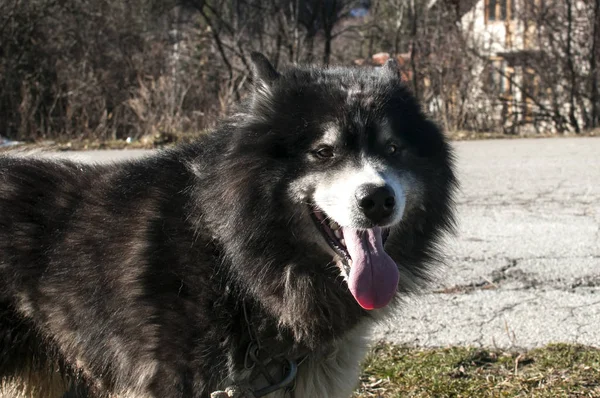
(18, 137, 600, 349)
(374, 137, 600, 349)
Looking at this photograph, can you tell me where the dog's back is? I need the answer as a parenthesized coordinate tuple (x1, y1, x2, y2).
(0, 154, 225, 397)
(1, 158, 94, 296)
(0, 157, 97, 397)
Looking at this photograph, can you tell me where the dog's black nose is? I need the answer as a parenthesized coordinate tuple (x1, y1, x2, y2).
(356, 184, 396, 224)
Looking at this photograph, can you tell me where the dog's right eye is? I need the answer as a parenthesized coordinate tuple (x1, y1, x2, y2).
(314, 146, 335, 159)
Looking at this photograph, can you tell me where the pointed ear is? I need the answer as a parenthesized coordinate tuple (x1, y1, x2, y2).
(382, 57, 401, 80)
(250, 52, 279, 88)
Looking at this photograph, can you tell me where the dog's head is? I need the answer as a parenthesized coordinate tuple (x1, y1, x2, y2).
(198, 53, 457, 315)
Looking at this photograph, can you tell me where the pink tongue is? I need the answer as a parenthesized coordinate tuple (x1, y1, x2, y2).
(345, 227, 399, 310)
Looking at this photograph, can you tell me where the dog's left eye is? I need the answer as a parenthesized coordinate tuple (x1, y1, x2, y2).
(314, 146, 335, 159)
(386, 143, 400, 155)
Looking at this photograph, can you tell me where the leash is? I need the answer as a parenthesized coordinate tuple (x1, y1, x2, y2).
(211, 302, 305, 398)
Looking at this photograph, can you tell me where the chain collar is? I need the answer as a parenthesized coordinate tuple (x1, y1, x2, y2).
(241, 301, 306, 397)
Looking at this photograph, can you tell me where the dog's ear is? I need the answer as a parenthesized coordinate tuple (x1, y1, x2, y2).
(382, 57, 400, 80)
(250, 52, 279, 89)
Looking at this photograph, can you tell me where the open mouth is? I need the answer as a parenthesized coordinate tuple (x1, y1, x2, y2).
(310, 207, 351, 269)
(309, 205, 397, 310)
(310, 207, 391, 271)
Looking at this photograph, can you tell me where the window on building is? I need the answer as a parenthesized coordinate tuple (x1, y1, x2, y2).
(521, 67, 540, 121)
(488, 0, 497, 21)
(486, 0, 516, 22)
(500, 0, 507, 20)
(485, 58, 514, 98)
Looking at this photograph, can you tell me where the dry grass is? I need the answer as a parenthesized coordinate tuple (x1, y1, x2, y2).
(448, 128, 600, 141)
(354, 343, 600, 397)
(0, 131, 202, 153)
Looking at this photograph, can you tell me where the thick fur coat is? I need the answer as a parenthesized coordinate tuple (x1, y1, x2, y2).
(0, 54, 457, 397)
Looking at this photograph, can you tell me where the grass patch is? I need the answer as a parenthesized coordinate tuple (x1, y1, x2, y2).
(354, 343, 600, 397)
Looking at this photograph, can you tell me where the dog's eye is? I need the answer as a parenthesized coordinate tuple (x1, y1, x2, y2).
(315, 146, 335, 159)
(386, 143, 399, 155)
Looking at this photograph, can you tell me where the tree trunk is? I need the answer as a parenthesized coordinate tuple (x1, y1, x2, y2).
(323, 33, 332, 65)
(409, 0, 420, 100)
(590, 0, 600, 128)
(393, 1, 405, 55)
(306, 34, 315, 63)
(565, 0, 580, 133)
(321, 0, 337, 65)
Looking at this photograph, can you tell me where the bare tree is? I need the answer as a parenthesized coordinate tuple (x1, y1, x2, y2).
(590, 0, 600, 128)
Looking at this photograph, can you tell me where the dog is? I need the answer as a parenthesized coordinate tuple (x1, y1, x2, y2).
(0, 53, 457, 398)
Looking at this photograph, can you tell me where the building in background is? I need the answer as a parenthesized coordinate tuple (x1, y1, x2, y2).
(458, 0, 593, 133)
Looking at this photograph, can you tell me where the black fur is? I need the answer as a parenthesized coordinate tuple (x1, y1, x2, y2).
(0, 56, 457, 397)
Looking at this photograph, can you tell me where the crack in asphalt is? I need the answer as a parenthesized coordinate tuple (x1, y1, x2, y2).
(449, 254, 600, 262)
(569, 276, 600, 289)
(561, 300, 600, 341)
(438, 254, 600, 295)
(474, 297, 539, 348)
(457, 198, 600, 211)
(490, 259, 518, 283)
(557, 299, 600, 312)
